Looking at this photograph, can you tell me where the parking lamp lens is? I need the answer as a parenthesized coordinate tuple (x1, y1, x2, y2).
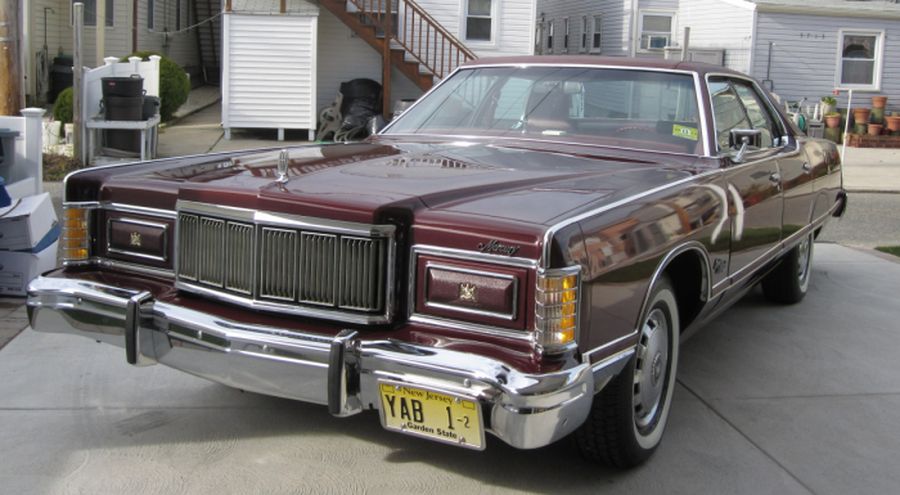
(534, 268, 580, 349)
(62, 207, 91, 261)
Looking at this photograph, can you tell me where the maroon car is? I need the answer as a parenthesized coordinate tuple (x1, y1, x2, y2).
(28, 56, 845, 467)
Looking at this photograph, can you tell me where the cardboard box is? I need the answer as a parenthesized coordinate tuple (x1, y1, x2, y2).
(0, 240, 58, 296)
(0, 192, 58, 251)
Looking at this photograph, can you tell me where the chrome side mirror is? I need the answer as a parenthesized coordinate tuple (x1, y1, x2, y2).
(730, 129, 762, 163)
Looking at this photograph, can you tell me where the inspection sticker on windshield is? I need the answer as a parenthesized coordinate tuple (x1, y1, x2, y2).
(673, 124, 698, 141)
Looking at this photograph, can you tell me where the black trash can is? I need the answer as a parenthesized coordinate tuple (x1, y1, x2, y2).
(49, 56, 74, 104)
(102, 76, 145, 153)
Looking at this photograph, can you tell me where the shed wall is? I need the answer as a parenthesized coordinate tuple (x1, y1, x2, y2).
(751, 12, 900, 107)
(676, 0, 754, 72)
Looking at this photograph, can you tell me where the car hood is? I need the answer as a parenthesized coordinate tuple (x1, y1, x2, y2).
(99, 140, 701, 226)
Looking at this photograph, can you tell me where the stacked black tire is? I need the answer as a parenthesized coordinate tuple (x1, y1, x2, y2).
(102, 76, 144, 153)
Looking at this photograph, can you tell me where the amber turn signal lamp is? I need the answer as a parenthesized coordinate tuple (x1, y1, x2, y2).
(62, 207, 91, 262)
(534, 267, 581, 350)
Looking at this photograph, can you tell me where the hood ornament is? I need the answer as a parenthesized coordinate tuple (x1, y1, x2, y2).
(277, 149, 290, 183)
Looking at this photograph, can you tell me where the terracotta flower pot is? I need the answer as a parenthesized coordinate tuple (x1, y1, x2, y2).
(854, 108, 871, 125)
(824, 114, 842, 129)
(867, 123, 883, 136)
(872, 96, 888, 109)
(886, 115, 900, 132)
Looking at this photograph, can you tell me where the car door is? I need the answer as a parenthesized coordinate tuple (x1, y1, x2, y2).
(708, 76, 784, 280)
(731, 80, 815, 241)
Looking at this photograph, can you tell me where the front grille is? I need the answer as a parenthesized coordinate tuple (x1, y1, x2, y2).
(175, 203, 395, 324)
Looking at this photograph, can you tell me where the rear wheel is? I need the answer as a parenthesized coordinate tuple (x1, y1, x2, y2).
(576, 276, 680, 468)
(762, 232, 814, 304)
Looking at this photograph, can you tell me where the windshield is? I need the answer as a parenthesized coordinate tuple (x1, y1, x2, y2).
(384, 66, 703, 154)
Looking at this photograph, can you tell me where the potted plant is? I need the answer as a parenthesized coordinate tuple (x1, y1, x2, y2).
(821, 96, 837, 116)
(872, 95, 888, 109)
(824, 112, 842, 129)
(885, 112, 900, 134)
(868, 123, 884, 136)
(853, 107, 871, 125)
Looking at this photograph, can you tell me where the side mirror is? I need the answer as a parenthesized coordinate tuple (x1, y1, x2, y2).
(730, 129, 762, 163)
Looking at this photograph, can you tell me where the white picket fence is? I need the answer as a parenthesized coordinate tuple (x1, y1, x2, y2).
(0, 108, 46, 199)
(81, 56, 161, 160)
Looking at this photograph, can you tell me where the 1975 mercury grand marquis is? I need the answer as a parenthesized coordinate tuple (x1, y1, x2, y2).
(28, 56, 845, 467)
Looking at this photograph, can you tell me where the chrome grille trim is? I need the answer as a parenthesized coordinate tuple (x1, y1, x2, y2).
(339, 236, 386, 311)
(259, 227, 298, 301)
(174, 200, 396, 325)
(299, 232, 337, 306)
(225, 222, 255, 295)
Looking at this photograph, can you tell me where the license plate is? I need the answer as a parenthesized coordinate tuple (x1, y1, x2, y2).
(378, 382, 485, 450)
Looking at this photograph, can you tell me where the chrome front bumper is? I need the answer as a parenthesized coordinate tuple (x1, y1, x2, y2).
(27, 275, 631, 450)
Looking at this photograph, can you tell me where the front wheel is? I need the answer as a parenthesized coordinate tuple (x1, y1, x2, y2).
(761, 231, 814, 304)
(575, 276, 680, 468)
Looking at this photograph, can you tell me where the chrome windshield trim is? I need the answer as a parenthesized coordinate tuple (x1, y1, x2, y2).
(381, 63, 711, 158)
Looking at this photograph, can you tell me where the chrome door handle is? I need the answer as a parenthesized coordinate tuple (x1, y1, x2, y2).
(802, 162, 812, 174)
(769, 172, 781, 183)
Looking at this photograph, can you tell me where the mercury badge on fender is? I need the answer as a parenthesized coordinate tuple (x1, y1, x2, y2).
(28, 56, 845, 467)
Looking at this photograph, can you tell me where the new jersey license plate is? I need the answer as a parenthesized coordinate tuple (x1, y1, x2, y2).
(378, 382, 484, 450)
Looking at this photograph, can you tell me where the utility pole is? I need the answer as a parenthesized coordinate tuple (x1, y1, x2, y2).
(0, 0, 23, 115)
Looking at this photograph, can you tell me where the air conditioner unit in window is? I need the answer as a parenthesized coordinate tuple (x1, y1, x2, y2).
(647, 35, 669, 50)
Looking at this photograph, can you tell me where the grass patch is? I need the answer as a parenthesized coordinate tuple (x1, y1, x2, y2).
(43, 153, 83, 182)
(875, 246, 900, 258)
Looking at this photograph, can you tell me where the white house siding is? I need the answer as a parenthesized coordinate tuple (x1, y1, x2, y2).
(222, 13, 317, 132)
(315, 8, 421, 113)
(26, 0, 200, 101)
(138, 0, 201, 67)
(413, 0, 535, 58)
(676, 0, 754, 72)
(751, 12, 900, 106)
(536, 0, 631, 57)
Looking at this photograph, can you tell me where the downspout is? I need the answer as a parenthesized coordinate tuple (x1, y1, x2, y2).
(132, 0, 138, 53)
(629, 0, 638, 57)
(22, 0, 31, 105)
(747, 3, 758, 75)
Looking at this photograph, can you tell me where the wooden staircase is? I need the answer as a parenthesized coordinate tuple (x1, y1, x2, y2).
(319, 0, 476, 98)
(193, 0, 222, 85)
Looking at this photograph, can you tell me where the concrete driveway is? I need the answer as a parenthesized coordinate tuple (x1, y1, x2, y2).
(1, 243, 898, 494)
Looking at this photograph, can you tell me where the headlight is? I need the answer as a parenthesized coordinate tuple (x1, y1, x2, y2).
(415, 255, 527, 330)
(534, 266, 581, 349)
(61, 206, 92, 262)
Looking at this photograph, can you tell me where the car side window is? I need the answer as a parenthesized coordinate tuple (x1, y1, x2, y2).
(731, 81, 776, 148)
(709, 79, 752, 151)
(710, 77, 784, 152)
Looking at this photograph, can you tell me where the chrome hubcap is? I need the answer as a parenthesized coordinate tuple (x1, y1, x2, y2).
(634, 308, 669, 430)
(797, 236, 811, 283)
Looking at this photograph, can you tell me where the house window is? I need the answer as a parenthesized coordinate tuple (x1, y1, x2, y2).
(72, 0, 113, 27)
(592, 15, 602, 51)
(639, 12, 674, 52)
(148, 0, 155, 29)
(581, 17, 587, 51)
(563, 18, 569, 52)
(465, 0, 493, 41)
(838, 30, 884, 90)
(547, 21, 554, 51)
